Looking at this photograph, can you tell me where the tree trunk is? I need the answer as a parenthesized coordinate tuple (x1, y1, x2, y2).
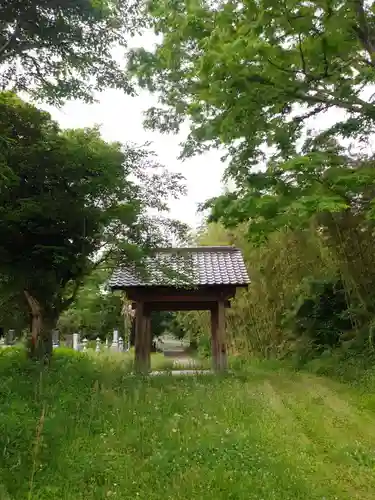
(24, 291, 55, 362)
(189, 338, 198, 350)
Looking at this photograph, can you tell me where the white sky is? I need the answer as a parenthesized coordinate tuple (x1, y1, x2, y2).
(42, 90, 226, 230)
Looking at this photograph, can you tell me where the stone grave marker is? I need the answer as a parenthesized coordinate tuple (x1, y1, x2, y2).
(73, 333, 80, 351)
(95, 337, 101, 352)
(82, 338, 88, 352)
(5, 329, 15, 345)
(111, 329, 119, 351)
(52, 330, 60, 348)
(64, 334, 73, 348)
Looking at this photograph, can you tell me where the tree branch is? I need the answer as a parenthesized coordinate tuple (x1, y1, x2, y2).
(267, 58, 300, 76)
(60, 279, 83, 311)
(321, 37, 329, 78)
(352, 0, 375, 66)
(293, 104, 329, 124)
(0, 23, 20, 61)
(22, 53, 55, 90)
(60, 249, 115, 311)
(24, 290, 41, 315)
(297, 32, 308, 76)
(283, 0, 309, 79)
(246, 74, 366, 113)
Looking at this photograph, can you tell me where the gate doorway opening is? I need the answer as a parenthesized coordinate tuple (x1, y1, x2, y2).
(109, 246, 249, 374)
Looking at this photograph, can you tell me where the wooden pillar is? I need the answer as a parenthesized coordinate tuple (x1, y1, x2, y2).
(144, 313, 152, 370)
(134, 301, 151, 374)
(211, 300, 228, 372)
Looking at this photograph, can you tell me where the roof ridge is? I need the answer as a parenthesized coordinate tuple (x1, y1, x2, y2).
(155, 246, 239, 253)
(109, 246, 250, 289)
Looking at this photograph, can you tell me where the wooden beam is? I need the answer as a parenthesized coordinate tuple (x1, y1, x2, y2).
(134, 301, 150, 374)
(211, 304, 218, 369)
(126, 286, 237, 303)
(217, 300, 228, 371)
(143, 300, 231, 313)
(144, 313, 151, 371)
(211, 300, 228, 372)
(132, 294, 225, 303)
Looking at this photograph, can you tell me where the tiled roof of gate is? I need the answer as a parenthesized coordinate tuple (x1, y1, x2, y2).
(108, 246, 249, 289)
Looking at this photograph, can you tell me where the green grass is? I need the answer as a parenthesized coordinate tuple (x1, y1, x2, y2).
(90, 347, 175, 372)
(1, 349, 375, 499)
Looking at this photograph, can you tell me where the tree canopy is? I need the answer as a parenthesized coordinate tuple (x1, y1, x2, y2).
(0, 92, 186, 358)
(57, 269, 125, 340)
(127, 1, 375, 352)
(58, 268, 177, 345)
(127, 1, 375, 260)
(0, 0, 142, 104)
(130, 0, 375, 174)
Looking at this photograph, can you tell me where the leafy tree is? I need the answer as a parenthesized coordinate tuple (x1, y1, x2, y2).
(127, 0, 375, 359)
(150, 311, 175, 338)
(0, 0, 142, 104)
(207, 139, 375, 238)
(0, 92, 186, 360)
(0, 277, 29, 336)
(129, 0, 375, 177)
(284, 278, 353, 350)
(128, 1, 375, 231)
(57, 269, 125, 340)
(58, 273, 177, 342)
(129, 0, 375, 310)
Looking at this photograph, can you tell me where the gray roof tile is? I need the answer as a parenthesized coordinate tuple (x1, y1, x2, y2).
(109, 246, 249, 289)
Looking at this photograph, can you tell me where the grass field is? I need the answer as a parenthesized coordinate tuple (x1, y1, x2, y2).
(1, 348, 375, 500)
(91, 347, 175, 371)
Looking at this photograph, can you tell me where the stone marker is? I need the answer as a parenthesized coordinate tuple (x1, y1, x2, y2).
(52, 330, 60, 348)
(111, 329, 119, 351)
(64, 334, 73, 348)
(73, 333, 80, 351)
(82, 338, 88, 352)
(95, 337, 101, 352)
(119, 337, 124, 352)
(5, 329, 15, 345)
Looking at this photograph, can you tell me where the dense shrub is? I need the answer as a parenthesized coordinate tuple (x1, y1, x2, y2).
(285, 278, 353, 350)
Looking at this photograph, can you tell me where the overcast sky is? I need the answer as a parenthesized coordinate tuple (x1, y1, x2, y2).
(42, 89, 226, 231)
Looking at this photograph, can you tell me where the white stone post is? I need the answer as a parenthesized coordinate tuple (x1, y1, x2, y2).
(95, 337, 101, 353)
(52, 329, 60, 348)
(105, 337, 109, 349)
(82, 338, 88, 352)
(111, 329, 119, 351)
(119, 337, 124, 352)
(73, 333, 80, 351)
